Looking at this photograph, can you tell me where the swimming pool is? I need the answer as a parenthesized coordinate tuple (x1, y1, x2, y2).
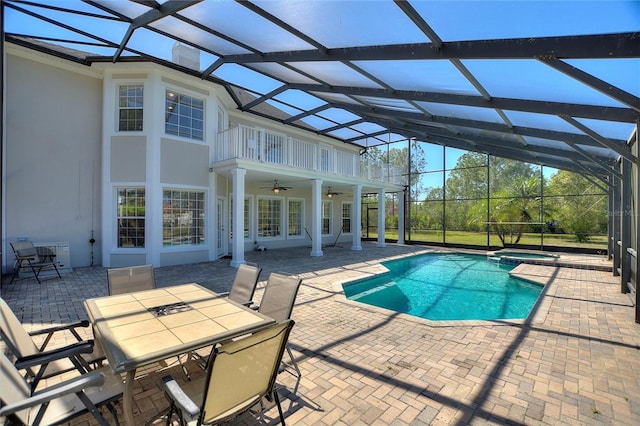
(496, 251, 558, 259)
(342, 253, 543, 321)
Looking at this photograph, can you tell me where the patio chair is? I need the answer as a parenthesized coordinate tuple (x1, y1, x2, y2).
(10, 241, 61, 284)
(0, 351, 123, 426)
(255, 273, 303, 379)
(162, 319, 295, 426)
(0, 297, 104, 392)
(107, 264, 194, 378)
(226, 262, 262, 306)
(107, 264, 156, 295)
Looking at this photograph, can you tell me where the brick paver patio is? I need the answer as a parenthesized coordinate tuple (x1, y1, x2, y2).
(2, 243, 639, 425)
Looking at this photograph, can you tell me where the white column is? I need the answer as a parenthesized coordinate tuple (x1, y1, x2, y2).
(397, 190, 405, 244)
(208, 170, 217, 260)
(352, 184, 362, 251)
(310, 179, 323, 257)
(230, 168, 246, 267)
(377, 188, 386, 248)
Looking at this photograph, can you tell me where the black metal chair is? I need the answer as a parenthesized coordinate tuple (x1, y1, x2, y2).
(10, 241, 61, 284)
(0, 351, 123, 426)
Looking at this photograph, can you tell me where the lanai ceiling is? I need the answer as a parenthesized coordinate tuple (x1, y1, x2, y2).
(4, 0, 639, 178)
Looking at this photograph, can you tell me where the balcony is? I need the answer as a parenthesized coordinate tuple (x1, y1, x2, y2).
(215, 125, 404, 185)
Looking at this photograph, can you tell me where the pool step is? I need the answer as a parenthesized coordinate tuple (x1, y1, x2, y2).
(350, 282, 397, 300)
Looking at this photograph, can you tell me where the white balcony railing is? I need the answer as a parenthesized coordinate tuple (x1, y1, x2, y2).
(216, 125, 405, 185)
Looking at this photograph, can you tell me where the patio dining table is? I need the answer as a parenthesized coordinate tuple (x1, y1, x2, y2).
(84, 283, 275, 426)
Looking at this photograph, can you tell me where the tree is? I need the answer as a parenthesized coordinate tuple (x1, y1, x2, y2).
(362, 140, 427, 200)
(545, 170, 607, 242)
(440, 153, 538, 233)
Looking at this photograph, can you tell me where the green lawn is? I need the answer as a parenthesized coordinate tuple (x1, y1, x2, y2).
(368, 229, 608, 251)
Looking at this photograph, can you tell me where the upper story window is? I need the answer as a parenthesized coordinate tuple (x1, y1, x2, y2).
(118, 84, 143, 131)
(165, 90, 204, 141)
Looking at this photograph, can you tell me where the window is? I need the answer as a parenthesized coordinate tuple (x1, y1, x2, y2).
(322, 201, 332, 235)
(288, 199, 304, 237)
(117, 188, 145, 247)
(319, 146, 331, 172)
(258, 198, 282, 238)
(165, 90, 204, 141)
(163, 190, 205, 246)
(118, 84, 143, 131)
(262, 131, 285, 164)
(217, 106, 226, 132)
(342, 202, 352, 234)
(230, 197, 251, 239)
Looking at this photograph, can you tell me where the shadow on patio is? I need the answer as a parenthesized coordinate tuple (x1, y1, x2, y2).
(2, 242, 639, 425)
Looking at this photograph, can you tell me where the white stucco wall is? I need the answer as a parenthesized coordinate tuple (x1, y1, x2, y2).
(4, 51, 103, 271)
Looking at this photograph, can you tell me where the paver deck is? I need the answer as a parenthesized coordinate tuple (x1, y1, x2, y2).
(2, 243, 639, 425)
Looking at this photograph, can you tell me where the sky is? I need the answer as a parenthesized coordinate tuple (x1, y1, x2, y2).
(5, 0, 639, 175)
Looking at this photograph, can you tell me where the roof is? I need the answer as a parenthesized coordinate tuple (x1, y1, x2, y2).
(4, 0, 639, 178)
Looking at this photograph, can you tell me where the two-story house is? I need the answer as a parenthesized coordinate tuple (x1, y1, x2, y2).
(3, 40, 403, 272)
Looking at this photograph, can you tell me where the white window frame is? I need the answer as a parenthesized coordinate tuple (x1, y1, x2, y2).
(256, 128, 287, 164)
(229, 195, 253, 241)
(217, 105, 227, 132)
(161, 187, 207, 248)
(319, 144, 331, 172)
(164, 86, 205, 142)
(341, 202, 353, 235)
(117, 83, 144, 132)
(257, 196, 284, 241)
(115, 186, 146, 250)
(287, 198, 305, 239)
(322, 200, 333, 236)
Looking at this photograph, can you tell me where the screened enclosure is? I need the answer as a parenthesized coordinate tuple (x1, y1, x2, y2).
(362, 140, 608, 252)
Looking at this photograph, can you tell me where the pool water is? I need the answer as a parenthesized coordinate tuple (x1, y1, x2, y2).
(342, 253, 543, 321)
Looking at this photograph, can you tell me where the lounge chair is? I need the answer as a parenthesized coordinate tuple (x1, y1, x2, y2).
(10, 241, 61, 284)
(0, 351, 123, 426)
(163, 319, 295, 425)
(0, 297, 103, 391)
(255, 273, 303, 379)
(226, 262, 262, 306)
(107, 264, 156, 295)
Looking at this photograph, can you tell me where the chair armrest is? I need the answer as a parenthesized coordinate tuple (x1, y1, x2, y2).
(28, 320, 90, 336)
(29, 320, 90, 350)
(220, 291, 253, 307)
(162, 375, 200, 420)
(14, 341, 94, 370)
(0, 372, 105, 416)
(15, 254, 36, 261)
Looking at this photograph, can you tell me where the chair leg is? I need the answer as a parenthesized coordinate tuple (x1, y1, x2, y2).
(27, 260, 42, 284)
(285, 345, 301, 378)
(177, 355, 190, 381)
(51, 262, 62, 279)
(273, 389, 286, 426)
(105, 403, 121, 426)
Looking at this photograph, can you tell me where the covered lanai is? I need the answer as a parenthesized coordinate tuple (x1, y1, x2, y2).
(2, 0, 639, 319)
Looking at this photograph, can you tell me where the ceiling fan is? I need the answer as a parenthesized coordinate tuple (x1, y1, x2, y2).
(326, 187, 343, 198)
(261, 180, 292, 194)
